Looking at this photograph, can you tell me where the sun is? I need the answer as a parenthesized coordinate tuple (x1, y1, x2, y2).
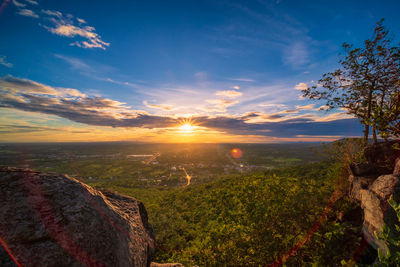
(179, 123, 194, 132)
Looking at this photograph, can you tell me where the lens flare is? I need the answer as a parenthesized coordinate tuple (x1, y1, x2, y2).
(231, 148, 242, 158)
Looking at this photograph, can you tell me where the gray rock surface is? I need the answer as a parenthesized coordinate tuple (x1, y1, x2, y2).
(349, 175, 375, 202)
(351, 170, 399, 252)
(347, 141, 400, 256)
(0, 167, 155, 267)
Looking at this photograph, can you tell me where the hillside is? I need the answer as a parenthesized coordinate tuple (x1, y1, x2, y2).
(1, 141, 399, 266)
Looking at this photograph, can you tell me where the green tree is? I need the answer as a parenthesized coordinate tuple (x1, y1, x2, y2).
(370, 21, 400, 140)
(302, 19, 400, 144)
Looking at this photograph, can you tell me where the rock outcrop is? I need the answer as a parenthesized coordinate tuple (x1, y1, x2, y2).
(363, 140, 400, 174)
(348, 141, 400, 254)
(359, 173, 399, 253)
(0, 167, 155, 267)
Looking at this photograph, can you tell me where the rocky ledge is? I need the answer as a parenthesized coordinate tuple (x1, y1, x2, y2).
(348, 141, 400, 254)
(0, 167, 155, 267)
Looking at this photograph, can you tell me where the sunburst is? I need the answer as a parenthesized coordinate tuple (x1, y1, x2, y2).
(177, 118, 198, 133)
(179, 123, 194, 132)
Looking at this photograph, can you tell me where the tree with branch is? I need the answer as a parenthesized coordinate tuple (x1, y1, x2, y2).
(302, 19, 400, 144)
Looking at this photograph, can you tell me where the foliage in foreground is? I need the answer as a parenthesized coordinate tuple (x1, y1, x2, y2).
(376, 196, 400, 266)
(136, 162, 362, 266)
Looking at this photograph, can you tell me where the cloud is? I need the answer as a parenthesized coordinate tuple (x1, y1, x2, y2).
(12, 0, 26, 8)
(42, 10, 109, 49)
(316, 105, 330, 111)
(54, 54, 91, 71)
(194, 115, 361, 138)
(298, 94, 306, 100)
(77, 18, 86, 24)
(0, 56, 13, 68)
(0, 75, 59, 95)
(280, 109, 298, 114)
(47, 24, 109, 49)
(17, 8, 39, 18)
(11, 1, 108, 49)
(258, 103, 287, 108)
(54, 54, 123, 85)
(295, 104, 315, 110)
(215, 90, 243, 98)
(0, 76, 175, 128)
(294, 82, 308, 90)
(233, 86, 240, 90)
(25, 0, 38, 5)
(41, 9, 62, 17)
(12, 0, 39, 17)
(0, 124, 64, 134)
(203, 99, 239, 112)
(0, 75, 362, 139)
(0, 124, 92, 135)
(143, 101, 175, 111)
(229, 78, 255, 82)
(283, 42, 309, 68)
(104, 78, 139, 88)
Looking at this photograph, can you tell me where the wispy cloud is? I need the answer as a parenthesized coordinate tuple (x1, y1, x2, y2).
(104, 78, 139, 88)
(12, 0, 39, 18)
(215, 90, 243, 98)
(0, 124, 69, 134)
(214, 2, 313, 70)
(143, 101, 175, 111)
(0, 56, 13, 68)
(12, 0, 26, 8)
(54, 54, 137, 87)
(283, 41, 309, 68)
(54, 54, 91, 71)
(229, 78, 256, 82)
(295, 104, 315, 110)
(25, 0, 38, 5)
(42, 10, 109, 49)
(11, 0, 108, 49)
(17, 8, 38, 18)
(77, 18, 86, 24)
(258, 103, 287, 108)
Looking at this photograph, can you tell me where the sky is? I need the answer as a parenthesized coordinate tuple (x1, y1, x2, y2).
(0, 0, 399, 143)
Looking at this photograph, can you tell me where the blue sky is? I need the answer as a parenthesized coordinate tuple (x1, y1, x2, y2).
(0, 0, 399, 142)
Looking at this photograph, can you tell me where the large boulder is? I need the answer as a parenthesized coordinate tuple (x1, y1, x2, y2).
(364, 141, 400, 174)
(0, 167, 155, 267)
(359, 173, 400, 253)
